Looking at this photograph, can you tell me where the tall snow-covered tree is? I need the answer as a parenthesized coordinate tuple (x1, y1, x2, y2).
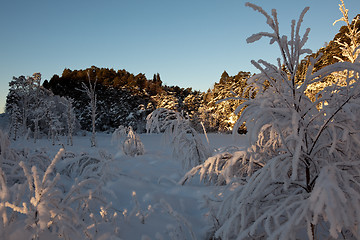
(32, 106, 46, 143)
(82, 72, 97, 147)
(5, 73, 71, 140)
(8, 105, 21, 140)
(6, 75, 37, 135)
(48, 104, 63, 146)
(61, 97, 76, 146)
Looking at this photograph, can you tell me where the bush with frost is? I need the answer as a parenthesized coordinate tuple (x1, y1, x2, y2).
(0, 148, 120, 239)
(112, 125, 145, 157)
(111, 125, 128, 147)
(146, 108, 184, 133)
(208, 2, 360, 239)
(147, 108, 212, 170)
(122, 126, 145, 157)
(0, 130, 20, 179)
(165, 118, 212, 170)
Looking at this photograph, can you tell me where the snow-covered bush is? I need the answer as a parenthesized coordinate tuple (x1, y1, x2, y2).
(146, 108, 184, 133)
(111, 125, 145, 157)
(0, 147, 120, 239)
(147, 108, 212, 170)
(212, 2, 360, 239)
(123, 127, 145, 157)
(180, 149, 258, 186)
(111, 125, 128, 147)
(333, 0, 360, 65)
(0, 129, 17, 164)
(0, 129, 22, 185)
(165, 119, 212, 170)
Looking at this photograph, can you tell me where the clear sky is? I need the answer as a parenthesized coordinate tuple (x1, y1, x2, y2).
(1, 0, 359, 113)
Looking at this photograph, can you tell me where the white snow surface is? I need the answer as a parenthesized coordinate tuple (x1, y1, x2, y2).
(8, 132, 247, 239)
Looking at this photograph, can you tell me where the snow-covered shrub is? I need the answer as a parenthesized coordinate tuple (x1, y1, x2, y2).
(57, 149, 119, 184)
(1, 148, 120, 239)
(111, 125, 145, 157)
(179, 149, 260, 186)
(4, 149, 85, 239)
(146, 108, 184, 133)
(147, 108, 212, 170)
(164, 119, 212, 170)
(59, 152, 102, 179)
(0, 129, 16, 163)
(111, 125, 128, 147)
(123, 127, 145, 157)
(0, 129, 22, 185)
(306, 1, 360, 101)
(333, 0, 360, 65)
(213, 2, 360, 239)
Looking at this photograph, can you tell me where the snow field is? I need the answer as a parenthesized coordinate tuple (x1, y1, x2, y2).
(6, 132, 246, 239)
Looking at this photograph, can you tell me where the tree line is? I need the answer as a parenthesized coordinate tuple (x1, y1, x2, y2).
(5, 10, 359, 139)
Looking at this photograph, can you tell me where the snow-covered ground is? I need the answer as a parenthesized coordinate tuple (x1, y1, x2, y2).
(6, 132, 247, 239)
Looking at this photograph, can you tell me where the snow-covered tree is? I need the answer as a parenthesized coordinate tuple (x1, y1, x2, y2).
(6, 73, 71, 141)
(61, 97, 76, 146)
(82, 72, 97, 147)
(152, 93, 179, 111)
(203, 2, 360, 239)
(8, 105, 21, 140)
(47, 104, 63, 146)
(32, 105, 46, 143)
(6, 74, 38, 136)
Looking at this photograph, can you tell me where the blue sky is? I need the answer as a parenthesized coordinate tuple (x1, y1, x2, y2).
(1, 0, 359, 113)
